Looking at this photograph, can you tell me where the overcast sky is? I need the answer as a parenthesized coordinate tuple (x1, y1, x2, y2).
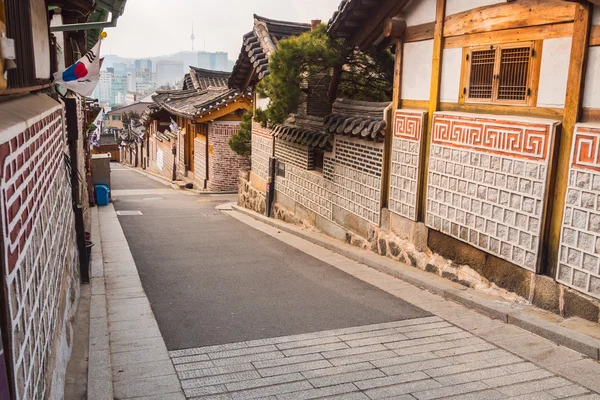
(101, 0, 343, 60)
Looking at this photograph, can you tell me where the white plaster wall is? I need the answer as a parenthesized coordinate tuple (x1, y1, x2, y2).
(402, 40, 434, 101)
(403, 0, 436, 26)
(445, 0, 504, 17)
(440, 48, 462, 103)
(256, 96, 270, 110)
(583, 47, 600, 109)
(537, 37, 572, 108)
(31, 0, 51, 79)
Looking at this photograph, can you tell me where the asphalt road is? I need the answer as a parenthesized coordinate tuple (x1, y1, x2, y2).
(111, 166, 429, 351)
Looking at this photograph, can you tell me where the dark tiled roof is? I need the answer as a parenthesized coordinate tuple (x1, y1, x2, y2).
(108, 102, 152, 116)
(190, 67, 230, 90)
(229, 15, 311, 90)
(98, 129, 119, 146)
(182, 73, 194, 91)
(152, 87, 250, 119)
(327, 0, 408, 47)
(272, 114, 332, 150)
(323, 98, 390, 142)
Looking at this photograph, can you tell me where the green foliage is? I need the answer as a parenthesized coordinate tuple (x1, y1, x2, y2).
(256, 23, 394, 126)
(257, 24, 342, 124)
(228, 110, 253, 156)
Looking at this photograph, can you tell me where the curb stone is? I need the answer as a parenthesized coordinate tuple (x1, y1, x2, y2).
(230, 204, 600, 361)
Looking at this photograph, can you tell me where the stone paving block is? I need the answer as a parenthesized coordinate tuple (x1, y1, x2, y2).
(308, 369, 385, 388)
(108, 323, 163, 342)
(258, 359, 333, 377)
(393, 337, 485, 356)
(212, 351, 285, 367)
(252, 354, 324, 370)
(500, 362, 538, 374)
(497, 376, 572, 396)
(181, 371, 261, 389)
(424, 360, 493, 377)
(546, 384, 591, 398)
(110, 336, 168, 354)
(184, 384, 227, 398)
(301, 362, 374, 379)
(568, 395, 600, 400)
(441, 389, 507, 400)
(275, 383, 359, 400)
(229, 381, 314, 400)
(111, 347, 171, 367)
(172, 354, 212, 365)
(328, 350, 397, 366)
(411, 381, 489, 400)
(170, 342, 249, 358)
(177, 363, 255, 380)
(275, 336, 342, 350)
(380, 358, 451, 376)
(405, 326, 463, 339)
(506, 393, 556, 400)
(108, 317, 159, 332)
(123, 392, 186, 400)
(338, 328, 399, 342)
(208, 345, 278, 360)
(88, 349, 113, 400)
(432, 342, 496, 357)
(113, 374, 182, 399)
(113, 359, 176, 382)
(518, 343, 586, 367)
(481, 368, 554, 388)
(355, 370, 430, 390)
(435, 365, 516, 386)
(384, 336, 447, 350)
(345, 333, 409, 348)
(394, 321, 453, 334)
(321, 344, 387, 359)
(547, 359, 600, 393)
(175, 360, 216, 372)
(494, 334, 556, 357)
(370, 352, 438, 369)
(318, 392, 371, 400)
(225, 372, 305, 391)
(282, 342, 349, 357)
(362, 378, 441, 399)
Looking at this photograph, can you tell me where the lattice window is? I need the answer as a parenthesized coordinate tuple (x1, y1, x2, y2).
(465, 42, 535, 105)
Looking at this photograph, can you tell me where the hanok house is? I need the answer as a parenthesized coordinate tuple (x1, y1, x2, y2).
(239, 0, 600, 323)
(0, 0, 127, 397)
(228, 14, 312, 205)
(148, 67, 252, 191)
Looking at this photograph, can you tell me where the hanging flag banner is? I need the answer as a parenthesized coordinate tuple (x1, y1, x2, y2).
(53, 40, 102, 96)
(169, 118, 181, 134)
(92, 107, 106, 127)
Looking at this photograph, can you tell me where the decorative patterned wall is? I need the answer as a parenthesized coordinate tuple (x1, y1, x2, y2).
(251, 123, 273, 181)
(275, 136, 384, 226)
(390, 109, 427, 221)
(557, 123, 600, 299)
(426, 112, 557, 272)
(0, 95, 79, 399)
(274, 138, 313, 169)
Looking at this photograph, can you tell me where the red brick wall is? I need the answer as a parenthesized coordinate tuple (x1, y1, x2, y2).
(207, 123, 249, 192)
(0, 96, 79, 399)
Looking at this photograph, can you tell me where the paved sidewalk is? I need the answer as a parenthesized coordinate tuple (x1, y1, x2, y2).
(89, 204, 185, 399)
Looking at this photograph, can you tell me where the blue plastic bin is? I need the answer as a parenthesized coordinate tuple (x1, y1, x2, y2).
(95, 185, 110, 206)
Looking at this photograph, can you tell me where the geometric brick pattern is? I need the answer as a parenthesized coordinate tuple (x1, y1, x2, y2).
(426, 113, 557, 272)
(168, 316, 592, 399)
(275, 136, 384, 225)
(0, 102, 79, 400)
(275, 139, 313, 170)
(206, 123, 249, 192)
(390, 109, 426, 221)
(251, 123, 273, 181)
(557, 124, 600, 299)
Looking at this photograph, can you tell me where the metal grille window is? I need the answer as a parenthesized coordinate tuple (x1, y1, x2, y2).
(465, 42, 534, 105)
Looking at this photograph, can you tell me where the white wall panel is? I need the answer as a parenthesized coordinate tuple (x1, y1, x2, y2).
(404, 0, 436, 26)
(402, 40, 434, 101)
(440, 48, 462, 103)
(537, 37, 572, 108)
(583, 47, 600, 109)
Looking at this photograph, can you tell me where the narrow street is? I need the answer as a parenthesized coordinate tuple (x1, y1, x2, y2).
(104, 164, 600, 400)
(110, 165, 429, 351)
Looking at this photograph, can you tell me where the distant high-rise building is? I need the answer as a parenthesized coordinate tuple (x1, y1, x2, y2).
(135, 59, 152, 72)
(98, 70, 113, 106)
(156, 60, 184, 87)
(113, 62, 128, 76)
(111, 75, 128, 106)
(197, 51, 229, 71)
(127, 72, 137, 92)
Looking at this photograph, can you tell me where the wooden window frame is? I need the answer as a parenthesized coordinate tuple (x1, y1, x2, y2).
(461, 41, 541, 107)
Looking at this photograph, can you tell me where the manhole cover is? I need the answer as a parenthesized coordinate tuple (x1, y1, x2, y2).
(116, 211, 143, 216)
